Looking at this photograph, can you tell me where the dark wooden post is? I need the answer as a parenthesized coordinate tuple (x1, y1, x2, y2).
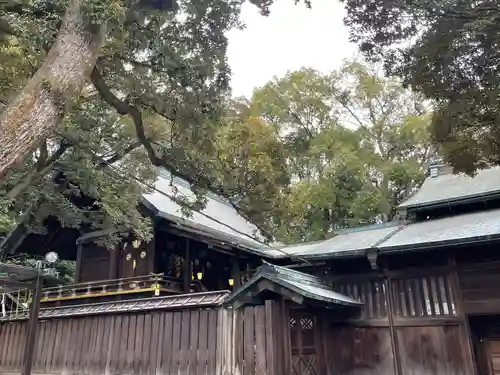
(74, 243, 83, 283)
(183, 238, 191, 293)
(108, 245, 119, 280)
(450, 254, 477, 375)
(21, 271, 42, 375)
(231, 257, 240, 289)
(386, 276, 403, 375)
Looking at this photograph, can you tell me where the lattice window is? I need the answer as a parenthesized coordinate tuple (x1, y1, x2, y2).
(391, 274, 457, 318)
(335, 279, 388, 319)
(300, 317, 313, 330)
(290, 313, 318, 375)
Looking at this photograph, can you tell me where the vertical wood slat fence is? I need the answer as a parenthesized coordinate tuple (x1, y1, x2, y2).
(0, 300, 288, 375)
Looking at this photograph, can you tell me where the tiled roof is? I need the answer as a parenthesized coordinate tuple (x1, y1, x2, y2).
(399, 166, 500, 209)
(224, 262, 362, 307)
(380, 208, 500, 250)
(269, 208, 500, 259)
(141, 170, 272, 255)
(272, 224, 402, 259)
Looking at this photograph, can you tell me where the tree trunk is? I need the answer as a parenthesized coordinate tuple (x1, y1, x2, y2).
(0, 0, 106, 180)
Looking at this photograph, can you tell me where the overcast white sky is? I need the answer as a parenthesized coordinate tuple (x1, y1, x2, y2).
(226, 0, 357, 98)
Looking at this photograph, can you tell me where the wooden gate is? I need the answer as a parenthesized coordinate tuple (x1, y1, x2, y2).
(290, 310, 321, 375)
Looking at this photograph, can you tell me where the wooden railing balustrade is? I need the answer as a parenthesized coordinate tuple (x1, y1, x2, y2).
(40, 273, 185, 303)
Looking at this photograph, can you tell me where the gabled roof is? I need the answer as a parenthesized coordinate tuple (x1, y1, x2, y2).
(224, 262, 362, 308)
(398, 166, 500, 209)
(140, 170, 274, 256)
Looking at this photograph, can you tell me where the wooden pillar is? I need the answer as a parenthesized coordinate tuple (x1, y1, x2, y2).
(108, 245, 119, 279)
(231, 257, 240, 289)
(450, 254, 477, 375)
(183, 238, 191, 293)
(22, 271, 42, 375)
(386, 276, 402, 375)
(74, 243, 83, 283)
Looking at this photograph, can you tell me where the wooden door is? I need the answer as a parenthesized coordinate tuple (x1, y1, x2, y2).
(290, 311, 321, 375)
(486, 338, 500, 375)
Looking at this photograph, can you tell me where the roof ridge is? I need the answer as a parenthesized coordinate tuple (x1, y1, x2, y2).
(261, 261, 329, 287)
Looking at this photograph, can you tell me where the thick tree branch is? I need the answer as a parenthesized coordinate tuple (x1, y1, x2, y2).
(0, 0, 107, 180)
(90, 67, 166, 166)
(90, 68, 274, 241)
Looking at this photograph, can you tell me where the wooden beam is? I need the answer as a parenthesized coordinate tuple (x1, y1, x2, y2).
(183, 238, 191, 293)
(386, 277, 403, 375)
(450, 253, 477, 375)
(231, 257, 240, 289)
(108, 245, 119, 280)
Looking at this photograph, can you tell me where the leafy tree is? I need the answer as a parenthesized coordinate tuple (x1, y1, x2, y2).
(0, 0, 309, 180)
(248, 61, 434, 242)
(0, 99, 156, 245)
(340, 0, 500, 174)
(0, 0, 314, 246)
(335, 61, 434, 220)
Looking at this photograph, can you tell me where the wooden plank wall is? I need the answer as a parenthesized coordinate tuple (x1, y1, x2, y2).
(323, 268, 475, 375)
(0, 308, 221, 375)
(221, 299, 289, 375)
(0, 300, 290, 375)
(458, 261, 500, 315)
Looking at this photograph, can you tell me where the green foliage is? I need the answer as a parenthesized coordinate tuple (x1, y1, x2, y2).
(340, 0, 500, 175)
(3, 253, 76, 285)
(0, 0, 435, 249)
(244, 61, 433, 243)
(0, 100, 156, 245)
(0, 0, 299, 246)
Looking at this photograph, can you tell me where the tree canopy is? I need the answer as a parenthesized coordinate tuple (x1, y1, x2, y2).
(0, 56, 435, 246)
(341, 0, 500, 174)
(0, 0, 436, 246)
(241, 61, 434, 243)
(0, 0, 311, 179)
(0, 0, 308, 243)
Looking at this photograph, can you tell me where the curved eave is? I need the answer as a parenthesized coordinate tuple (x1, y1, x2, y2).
(378, 233, 500, 254)
(399, 191, 500, 211)
(224, 273, 362, 308)
(140, 197, 274, 258)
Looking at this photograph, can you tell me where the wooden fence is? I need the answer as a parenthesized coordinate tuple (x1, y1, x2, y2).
(0, 296, 476, 375)
(0, 300, 290, 375)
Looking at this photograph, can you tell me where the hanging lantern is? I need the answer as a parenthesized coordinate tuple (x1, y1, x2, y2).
(197, 272, 203, 280)
(228, 278, 234, 286)
(132, 239, 141, 249)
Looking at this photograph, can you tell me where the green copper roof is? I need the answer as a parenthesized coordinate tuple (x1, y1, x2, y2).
(224, 262, 362, 308)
